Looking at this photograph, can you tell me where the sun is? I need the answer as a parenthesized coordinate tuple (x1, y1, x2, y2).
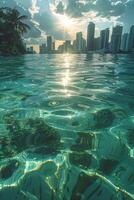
(62, 15, 73, 28)
(57, 14, 74, 30)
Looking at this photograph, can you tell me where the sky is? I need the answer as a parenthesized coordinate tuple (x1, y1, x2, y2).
(1, 0, 134, 45)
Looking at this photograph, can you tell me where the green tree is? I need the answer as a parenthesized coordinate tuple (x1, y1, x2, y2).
(0, 7, 30, 55)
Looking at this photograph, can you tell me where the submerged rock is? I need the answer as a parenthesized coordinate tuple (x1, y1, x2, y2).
(28, 146, 59, 155)
(127, 129, 134, 147)
(5, 116, 22, 136)
(63, 169, 118, 200)
(20, 171, 54, 200)
(71, 121, 80, 127)
(4, 116, 61, 155)
(69, 152, 98, 169)
(93, 109, 115, 129)
(0, 187, 30, 200)
(99, 159, 119, 175)
(97, 133, 129, 160)
(26, 118, 60, 145)
(114, 158, 134, 194)
(71, 132, 95, 151)
(0, 136, 15, 159)
(0, 161, 57, 200)
(69, 132, 98, 171)
(37, 160, 57, 177)
(13, 91, 33, 101)
(0, 160, 19, 180)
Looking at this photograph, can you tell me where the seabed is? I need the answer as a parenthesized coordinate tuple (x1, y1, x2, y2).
(0, 53, 134, 200)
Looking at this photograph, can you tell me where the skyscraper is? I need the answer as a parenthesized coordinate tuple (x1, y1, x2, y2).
(76, 32, 83, 52)
(100, 28, 109, 50)
(64, 40, 71, 52)
(127, 25, 134, 52)
(47, 36, 52, 52)
(52, 41, 55, 51)
(82, 38, 86, 51)
(111, 25, 123, 53)
(39, 43, 47, 54)
(121, 33, 129, 52)
(87, 22, 95, 51)
(94, 37, 100, 51)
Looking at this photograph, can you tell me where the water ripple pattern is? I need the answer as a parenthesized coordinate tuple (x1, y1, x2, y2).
(0, 54, 134, 200)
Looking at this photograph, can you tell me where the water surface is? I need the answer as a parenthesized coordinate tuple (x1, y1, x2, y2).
(0, 54, 134, 200)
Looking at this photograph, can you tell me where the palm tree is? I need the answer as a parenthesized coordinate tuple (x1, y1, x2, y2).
(6, 8, 30, 35)
(0, 7, 30, 55)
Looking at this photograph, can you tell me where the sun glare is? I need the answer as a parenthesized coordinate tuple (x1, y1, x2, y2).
(62, 69, 70, 87)
(58, 14, 74, 30)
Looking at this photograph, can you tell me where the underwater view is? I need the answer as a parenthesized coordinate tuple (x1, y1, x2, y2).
(0, 54, 134, 200)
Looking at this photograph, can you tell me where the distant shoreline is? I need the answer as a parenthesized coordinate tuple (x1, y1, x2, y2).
(28, 52, 134, 55)
(0, 52, 133, 57)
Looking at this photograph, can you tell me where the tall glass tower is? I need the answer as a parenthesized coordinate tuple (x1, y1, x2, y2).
(111, 25, 123, 53)
(127, 25, 134, 52)
(100, 28, 109, 50)
(47, 36, 52, 52)
(87, 22, 95, 51)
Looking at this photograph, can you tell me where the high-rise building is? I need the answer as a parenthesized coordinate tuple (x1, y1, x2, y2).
(87, 22, 95, 51)
(64, 40, 71, 52)
(100, 28, 109, 50)
(121, 33, 129, 52)
(82, 38, 86, 51)
(26, 46, 35, 54)
(127, 25, 134, 52)
(73, 40, 77, 51)
(94, 37, 101, 51)
(75, 32, 86, 52)
(111, 25, 123, 53)
(52, 41, 55, 51)
(30, 46, 33, 52)
(39, 43, 47, 54)
(76, 32, 83, 52)
(0, 33, 3, 45)
(47, 36, 52, 52)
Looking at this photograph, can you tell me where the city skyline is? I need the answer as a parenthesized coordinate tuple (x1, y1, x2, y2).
(27, 23, 134, 54)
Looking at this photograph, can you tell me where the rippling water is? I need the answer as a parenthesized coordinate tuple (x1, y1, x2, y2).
(0, 54, 134, 200)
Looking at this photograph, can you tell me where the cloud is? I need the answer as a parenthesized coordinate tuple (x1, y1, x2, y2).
(56, 1, 65, 14)
(119, 0, 134, 31)
(0, 0, 17, 7)
(0, 0, 133, 41)
(34, 10, 71, 40)
(0, 0, 41, 38)
(59, 0, 126, 18)
(65, 0, 83, 17)
(55, 0, 133, 32)
(15, 0, 32, 8)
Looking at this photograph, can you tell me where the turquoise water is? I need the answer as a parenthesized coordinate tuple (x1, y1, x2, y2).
(0, 54, 134, 200)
